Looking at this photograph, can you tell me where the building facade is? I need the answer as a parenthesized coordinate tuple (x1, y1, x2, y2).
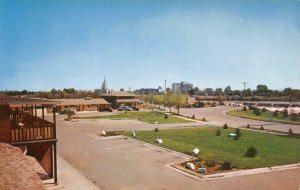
(172, 81, 193, 93)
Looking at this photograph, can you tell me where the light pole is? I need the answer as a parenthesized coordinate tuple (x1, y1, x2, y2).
(242, 82, 247, 101)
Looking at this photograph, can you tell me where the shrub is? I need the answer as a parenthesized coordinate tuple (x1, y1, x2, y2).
(205, 160, 216, 167)
(288, 128, 293, 136)
(202, 117, 206, 121)
(273, 110, 278, 117)
(290, 113, 298, 121)
(223, 123, 228, 129)
(154, 128, 160, 132)
(262, 108, 266, 112)
(222, 161, 232, 170)
(283, 109, 288, 118)
(233, 135, 239, 140)
(164, 114, 168, 119)
(253, 108, 261, 116)
(246, 146, 257, 157)
(216, 128, 221, 136)
(260, 126, 264, 130)
(246, 124, 250, 128)
(192, 114, 195, 119)
(249, 105, 254, 110)
(243, 106, 247, 111)
(235, 128, 241, 137)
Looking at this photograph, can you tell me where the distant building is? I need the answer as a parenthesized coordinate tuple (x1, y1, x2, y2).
(95, 77, 109, 94)
(172, 83, 181, 93)
(172, 81, 193, 93)
(138, 86, 163, 94)
(100, 91, 141, 109)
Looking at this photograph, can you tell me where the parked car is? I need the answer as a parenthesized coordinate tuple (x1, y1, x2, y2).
(99, 106, 114, 112)
(118, 106, 133, 111)
(131, 106, 140, 111)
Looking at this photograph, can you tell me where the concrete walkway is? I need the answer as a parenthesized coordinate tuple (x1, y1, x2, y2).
(57, 156, 101, 190)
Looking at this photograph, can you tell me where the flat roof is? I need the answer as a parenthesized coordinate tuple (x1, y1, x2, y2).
(51, 98, 110, 106)
(116, 99, 141, 103)
(100, 91, 136, 97)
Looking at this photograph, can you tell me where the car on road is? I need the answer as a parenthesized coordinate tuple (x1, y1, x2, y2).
(118, 106, 133, 111)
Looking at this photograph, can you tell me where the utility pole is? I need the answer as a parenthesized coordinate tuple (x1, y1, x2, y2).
(242, 82, 247, 101)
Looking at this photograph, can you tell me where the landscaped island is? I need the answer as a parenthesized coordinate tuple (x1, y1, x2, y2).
(80, 111, 192, 124)
(227, 109, 300, 125)
(123, 127, 300, 169)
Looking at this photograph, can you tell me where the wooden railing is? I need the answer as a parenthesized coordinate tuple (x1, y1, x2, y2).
(11, 124, 55, 142)
(0, 111, 56, 143)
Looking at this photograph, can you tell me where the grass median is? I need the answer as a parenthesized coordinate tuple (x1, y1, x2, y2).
(123, 127, 300, 169)
(227, 110, 300, 125)
(80, 111, 192, 124)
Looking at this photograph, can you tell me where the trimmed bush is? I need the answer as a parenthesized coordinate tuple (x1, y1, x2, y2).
(202, 117, 206, 122)
(249, 105, 254, 110)
(273, 110, 278, 117)
(246, 124, 250, 128)
(216, 128, 221, 136)
(154, 128, 160, 132)
(262, 108, 266, 112)
(233, 135, 239, 140)
(192, 114, 195, 119)
(288, 128, 293, 136)
(164, 114, 168, 119)
(253, 108, 261, 116)
(243, 106, 247, 111)
(260, 126, 264, 130)
(246, 146, 257, 157)
(222, 161, 232, 170)
(235, 128, 241, 137)
(205, 160, 216, 167)
(223, 123, 228, 129)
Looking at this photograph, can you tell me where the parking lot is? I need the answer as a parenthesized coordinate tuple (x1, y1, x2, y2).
(56, 110, 300, 190)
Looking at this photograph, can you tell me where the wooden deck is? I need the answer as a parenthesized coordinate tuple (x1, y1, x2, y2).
(0, 111, 56, 143)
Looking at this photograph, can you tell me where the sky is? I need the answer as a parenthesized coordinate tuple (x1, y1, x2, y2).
(1, 0, 300, 91)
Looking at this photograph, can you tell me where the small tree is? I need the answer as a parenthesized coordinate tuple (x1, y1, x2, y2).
(288, 128, 293, 136)
(154, 128, 159, 132)
(262, 108, 266, 112)
(235, 128, 241, 137)
(282, 109, 288, 118)
(243, 106, 247, 111)
(202, 117, 206, 122)
(273, 110, 278, 117)
(223, 123, 228, 129)
(246, 146, 257, 157)
(246, 124, 250, 128)
(192, 114, 195, 119)
(216, 128, 221, 136)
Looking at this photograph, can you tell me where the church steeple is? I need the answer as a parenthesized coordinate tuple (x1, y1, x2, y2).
(101, 77, 108, 93)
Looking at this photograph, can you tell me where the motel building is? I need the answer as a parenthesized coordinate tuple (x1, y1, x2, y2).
(51, 97, 110, 112)
(100, 91, 142, 109)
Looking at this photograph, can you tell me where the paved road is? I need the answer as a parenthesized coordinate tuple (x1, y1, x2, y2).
(179, 106, 300, 133)
(56, 114, 300, 190)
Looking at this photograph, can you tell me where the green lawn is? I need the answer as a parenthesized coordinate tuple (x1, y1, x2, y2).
(227, 110, 300, 125)
(123, 127, 300, 169)
(81, 111, 192, 124)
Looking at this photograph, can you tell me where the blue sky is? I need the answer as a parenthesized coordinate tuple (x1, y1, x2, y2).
(1, 0, 300, 91)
